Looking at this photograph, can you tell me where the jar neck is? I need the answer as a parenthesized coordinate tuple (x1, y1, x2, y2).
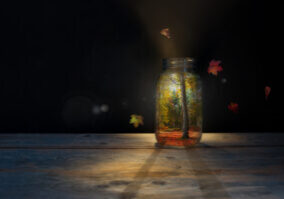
(162, 57, 194, 72)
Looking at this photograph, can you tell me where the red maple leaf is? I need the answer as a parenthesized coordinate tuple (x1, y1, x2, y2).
(208, 60, 223, 76)
(264, 86, 271, 100)
(160, 28, 171, 39)
(228, 102, 238, 113)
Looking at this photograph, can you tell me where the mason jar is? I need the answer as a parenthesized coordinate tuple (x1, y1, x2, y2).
(155, 57, 202, 147)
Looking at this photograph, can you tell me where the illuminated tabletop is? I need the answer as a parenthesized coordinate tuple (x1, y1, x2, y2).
(0, 133, 284, 199)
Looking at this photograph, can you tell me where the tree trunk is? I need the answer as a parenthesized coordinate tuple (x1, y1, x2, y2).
(179, 72, 189, 139)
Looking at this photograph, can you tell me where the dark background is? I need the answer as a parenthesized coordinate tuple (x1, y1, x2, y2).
(0, 0, 282, 133)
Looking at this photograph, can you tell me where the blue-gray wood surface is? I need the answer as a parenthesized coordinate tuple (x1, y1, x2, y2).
(0, 133, 284, 199)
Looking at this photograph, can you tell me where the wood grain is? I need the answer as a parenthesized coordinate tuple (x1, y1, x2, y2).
(0, 133, 283, 199)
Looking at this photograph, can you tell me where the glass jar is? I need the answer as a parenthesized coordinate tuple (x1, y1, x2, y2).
(155, 57, 202, 147)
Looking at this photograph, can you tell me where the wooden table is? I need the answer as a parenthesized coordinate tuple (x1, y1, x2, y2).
(0, 133, 284, 199)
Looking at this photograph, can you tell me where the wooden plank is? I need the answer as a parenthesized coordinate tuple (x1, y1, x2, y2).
(0, 133, 284, 198)
(1, 147, 283, 198)
(1, 133, 284, 148)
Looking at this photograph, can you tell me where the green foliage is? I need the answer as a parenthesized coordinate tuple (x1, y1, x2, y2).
(157, 72, 202, 131)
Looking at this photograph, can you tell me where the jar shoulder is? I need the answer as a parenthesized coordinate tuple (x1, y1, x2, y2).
(157, 70, 201, 83)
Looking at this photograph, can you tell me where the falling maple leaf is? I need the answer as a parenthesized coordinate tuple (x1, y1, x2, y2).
(160, 28, 171, 39)
(265, 86, 271, 100)
(208, 60, 223, 76)
(228, 102, 238, 113)
(130, 114, 144, 128)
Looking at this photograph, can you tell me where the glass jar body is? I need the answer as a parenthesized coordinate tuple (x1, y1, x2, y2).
(155, 59, 202, 147)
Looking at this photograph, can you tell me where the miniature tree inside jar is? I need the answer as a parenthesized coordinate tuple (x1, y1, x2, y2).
(155, 58, 202, 147)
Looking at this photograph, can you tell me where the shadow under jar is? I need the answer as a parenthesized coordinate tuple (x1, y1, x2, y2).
(155, 57, 202, 147)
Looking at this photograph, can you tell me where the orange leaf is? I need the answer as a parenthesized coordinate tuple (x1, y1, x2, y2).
(160, 28, 171, 39)
(208, 60, 223, 76)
